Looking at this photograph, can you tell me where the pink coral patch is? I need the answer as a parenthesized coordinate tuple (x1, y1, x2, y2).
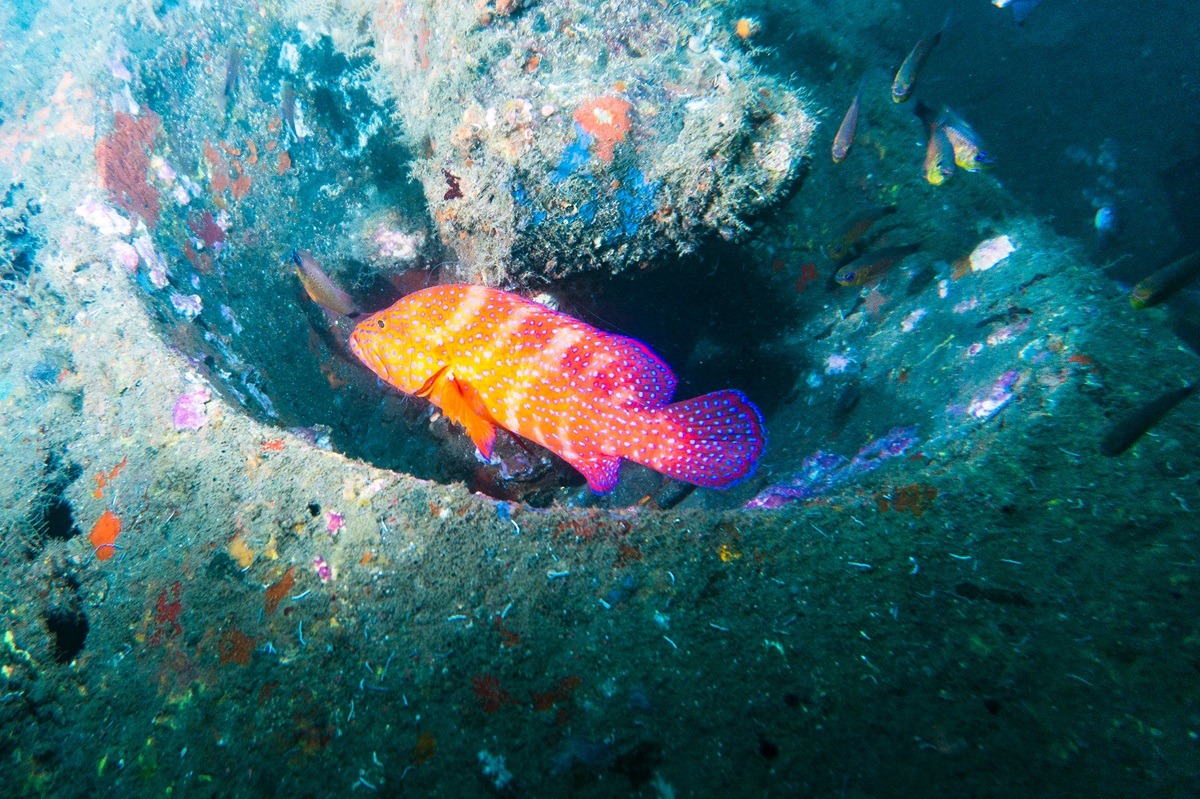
(173, 387, 211, 431)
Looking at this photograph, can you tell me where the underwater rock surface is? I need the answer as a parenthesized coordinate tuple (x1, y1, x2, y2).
(366, 0, 816, 284)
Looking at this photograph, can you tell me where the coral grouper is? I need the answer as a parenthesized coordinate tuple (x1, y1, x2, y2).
(350, 285, 765, 492)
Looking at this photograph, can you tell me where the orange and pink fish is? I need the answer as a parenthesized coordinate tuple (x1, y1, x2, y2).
(350, 285, 765, 492)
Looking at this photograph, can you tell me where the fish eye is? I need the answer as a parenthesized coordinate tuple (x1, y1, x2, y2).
(842, 270, 855, 282)
(376, 319, 385, 329)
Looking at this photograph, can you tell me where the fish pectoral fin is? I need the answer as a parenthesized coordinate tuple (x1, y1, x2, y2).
(436, 373, 497, 460)
(564, 452, 622, 494)
(414, 366, 449, 399)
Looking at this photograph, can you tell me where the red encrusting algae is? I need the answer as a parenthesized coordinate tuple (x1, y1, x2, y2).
(151, 582, 184, 644)
(876, 483, 939, 517)
(202, 141, 231, 196)
(471, 673, 517, 714)
(96, 112, 162, 227)
(218, 627, 255, 666)
(264, 566, 296, 614)
(92, 456, 128, 498)
(531, 675, 582, 712)
(188, 210, 226, 250)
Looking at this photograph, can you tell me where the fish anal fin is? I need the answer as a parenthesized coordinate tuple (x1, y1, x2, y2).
(564, 452, 622, 493)
(434, 372, 497, 459)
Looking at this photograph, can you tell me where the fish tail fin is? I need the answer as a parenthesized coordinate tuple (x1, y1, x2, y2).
(638, 390, 766, 489)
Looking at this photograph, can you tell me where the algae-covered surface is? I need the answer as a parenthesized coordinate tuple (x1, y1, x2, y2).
(2, 0, 1198, 797)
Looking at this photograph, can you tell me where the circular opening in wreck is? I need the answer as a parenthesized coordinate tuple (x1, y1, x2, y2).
(110, 23, 816, 511)
(115, 19, 817, 508)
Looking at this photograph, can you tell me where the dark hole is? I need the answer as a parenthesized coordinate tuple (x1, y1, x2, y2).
(983, 698, 1002, 715)
(610, 741, 661, 789)
(782, 692, 801, 709)
(1161, 146, 1200, 259)
(758, 735, 780, 761)
(39, 495, 79, 541)
(307, 503, 321, 517)
(32, 452, 82, 542)
(45, 608, 89, 664)
(32, 744, 59, 765)
(582, 242, 800, 419)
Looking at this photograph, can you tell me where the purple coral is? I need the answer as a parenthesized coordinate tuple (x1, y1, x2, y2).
(313, 555, 333, 583)
(967, 370, 1020, 420)
(170, 292, 203, 320)
(745, 451, 847, 510)
(172, 387, 210, 431)
(746, 427, 919, 510)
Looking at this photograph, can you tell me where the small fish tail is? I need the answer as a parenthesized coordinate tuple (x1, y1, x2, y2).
(642, 390, 766, 489)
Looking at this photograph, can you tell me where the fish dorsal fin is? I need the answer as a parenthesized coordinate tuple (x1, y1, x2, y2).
(432, 370, 497, 460)
(591, 335, 678, 409)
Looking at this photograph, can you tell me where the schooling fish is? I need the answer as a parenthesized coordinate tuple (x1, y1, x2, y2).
(1130, 251, 1200, 309)
(993, 0, 1042, 26)
(923, 123, 955, 185)
(835, 242, 922, 286)
(892, 16, 949, 103)
(825, 205, 899, 263)
(281, 80, 301, 143)
(934, 105, 992, 171)
(1094, 204, 1119, 247)
(1100, 382, 1197, 456)
(292, 249, 360, 317)
(218, 44, 241, 120)
(831, 89, 861, 164)
(349, 285, 765, 492)
(914, 101, 958, 184)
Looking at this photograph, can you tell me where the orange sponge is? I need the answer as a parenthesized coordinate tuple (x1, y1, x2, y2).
(89, 510, 122, 561)
(572, 96, 633, 162)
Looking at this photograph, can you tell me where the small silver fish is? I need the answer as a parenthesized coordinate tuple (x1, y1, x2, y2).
(831, 90, 861, 164)
(892, 16, 949, 103)
(992, 0, 1042, 25)
(1094, 205, 1119, 247)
